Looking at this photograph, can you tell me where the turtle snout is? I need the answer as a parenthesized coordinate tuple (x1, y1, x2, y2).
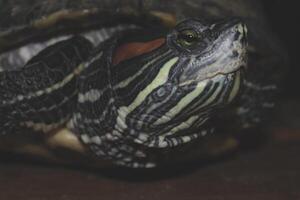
(233, 21, 248, 45)
(215, 18, 248, 45)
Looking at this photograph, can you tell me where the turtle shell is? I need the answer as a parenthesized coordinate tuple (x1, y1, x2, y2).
(0, 0, 288, 168)
(0, 0, 287, 81)
(0, 0, 284, 53)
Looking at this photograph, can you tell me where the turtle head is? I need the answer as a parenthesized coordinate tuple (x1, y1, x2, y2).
(169, 18, 247, 86)
(111, 18, 247, 149)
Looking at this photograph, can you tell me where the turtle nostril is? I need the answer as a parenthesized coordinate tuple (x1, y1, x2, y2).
(239, 23, 248, 36)
(233, 22, 248, 45)
(239, 23, 248, 44)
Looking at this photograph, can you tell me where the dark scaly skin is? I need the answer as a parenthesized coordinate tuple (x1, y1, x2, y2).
(0, 0, 287, 167)
(0, 36, 93, 134)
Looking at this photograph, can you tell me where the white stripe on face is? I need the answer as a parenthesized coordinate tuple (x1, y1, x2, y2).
(153, 80, 208, 125)
(116, 57, 179, 127)
(189, 79, 223, 113)
(228, 70, 241, 103)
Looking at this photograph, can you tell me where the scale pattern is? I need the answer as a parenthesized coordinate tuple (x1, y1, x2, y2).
(0, 36, 92, 134)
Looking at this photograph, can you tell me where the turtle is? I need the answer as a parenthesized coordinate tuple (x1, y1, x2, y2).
(0, 0, 287, 168)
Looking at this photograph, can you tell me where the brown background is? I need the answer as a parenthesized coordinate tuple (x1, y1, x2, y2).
(1, 1, 300, 200)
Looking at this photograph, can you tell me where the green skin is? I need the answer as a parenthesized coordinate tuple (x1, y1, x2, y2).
(0, 0, 286, 167)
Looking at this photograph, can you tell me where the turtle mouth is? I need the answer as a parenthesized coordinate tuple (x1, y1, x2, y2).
(204, 64, 245, 81)
(180, 64, 245, 86)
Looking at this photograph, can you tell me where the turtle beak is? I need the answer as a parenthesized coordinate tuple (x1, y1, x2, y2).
(215, 17, 248, 46)
(209, 18, 248, 74)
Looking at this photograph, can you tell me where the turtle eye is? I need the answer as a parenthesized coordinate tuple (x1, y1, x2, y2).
(177, 29, 199, 48)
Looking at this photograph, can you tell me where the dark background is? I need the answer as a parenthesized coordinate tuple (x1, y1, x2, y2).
(0, 1, 300, 200)
(263, 0, 299, 99)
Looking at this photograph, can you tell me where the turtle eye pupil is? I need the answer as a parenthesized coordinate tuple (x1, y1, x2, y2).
(177, 29, 198, 47)
(183, 33, 195, 43)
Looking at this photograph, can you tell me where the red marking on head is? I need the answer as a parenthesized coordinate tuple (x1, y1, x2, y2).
(112, 38, 165, 66)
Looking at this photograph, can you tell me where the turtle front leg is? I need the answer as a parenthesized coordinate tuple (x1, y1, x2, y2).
(0, 36, 93, 136)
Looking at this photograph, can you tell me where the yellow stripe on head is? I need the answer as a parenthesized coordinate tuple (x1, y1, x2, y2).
(117, 57, 179, 122)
